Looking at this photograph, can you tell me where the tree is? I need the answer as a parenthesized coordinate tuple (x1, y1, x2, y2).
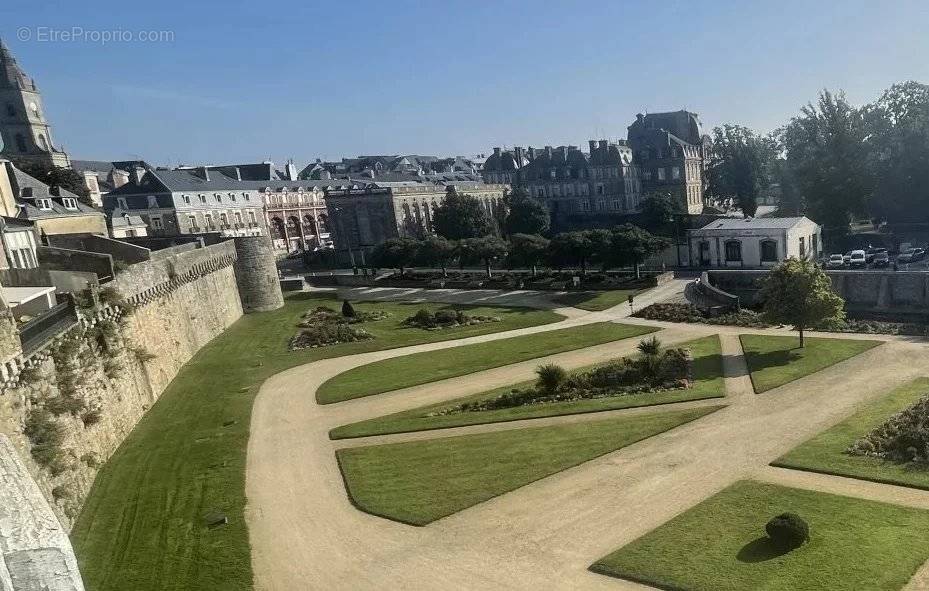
(371, 237, 419, 276)
(640, 190, 683, 235)
(706, 124, 777, 217)
(415, 235, 456, 277)
(607, 224, 670, 278)
(586, 228, 613, 272)
(507, 233, 550, 277)
(861, 81, 929, 224)
(503, 188, 550, 236)
(432, 188, 494, 240)
(12, 160, 94, 207)
(461, 236, 507, 277)
(778, 90, 872, 232)
(759, 258, 844, 347)
(547, 231, 597, 274)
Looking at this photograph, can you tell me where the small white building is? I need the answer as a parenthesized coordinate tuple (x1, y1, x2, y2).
(108, 209, 149, 239)
(686, 216, 821, 268)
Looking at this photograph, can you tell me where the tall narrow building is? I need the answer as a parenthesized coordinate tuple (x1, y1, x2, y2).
(0, 39, 70, 168)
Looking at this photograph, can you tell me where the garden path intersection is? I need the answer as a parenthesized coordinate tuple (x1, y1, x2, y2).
(245, 283, 929, 591)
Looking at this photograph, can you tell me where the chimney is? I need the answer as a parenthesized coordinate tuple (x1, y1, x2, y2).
(493, 147, 501, 156)
(200, 166, 210, 182)
(112, 169, 129, 188)
(285, 161, 297, 181)
(636, 113, 644, 122)
(514, 146, 524, 166)
(545, 145, 553, 158)
(589, 140, 597, 152)
(528, 147, 537, 160)
(233, 167, 242, 181)
(559, 146, 568, 160)
(131, 166, 145, 185)
(599, 140, 608, 149)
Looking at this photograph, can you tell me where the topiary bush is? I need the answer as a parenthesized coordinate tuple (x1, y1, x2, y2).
(765, 512, 809, 549)
(342, 300, 356, 318)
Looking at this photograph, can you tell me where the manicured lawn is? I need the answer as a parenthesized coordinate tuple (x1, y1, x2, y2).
(70, 293, 561, 591)
(554, 289, 640, 311)
(330, 335, 724, 439)
(592, 480, 929, 591)
(774, 378, 929, 490)
(337, 405, 720, 525)
(739, 334, 881, 393)
(317, 322, 658, 404)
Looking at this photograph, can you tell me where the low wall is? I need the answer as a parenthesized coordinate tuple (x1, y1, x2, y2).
(38, 247, 114, 284)
(47, 234, 151, 265)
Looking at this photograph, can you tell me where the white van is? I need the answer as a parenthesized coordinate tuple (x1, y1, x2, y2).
(848, 250, 866, 268)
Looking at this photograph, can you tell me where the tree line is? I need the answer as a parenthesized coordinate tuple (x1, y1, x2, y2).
(371, 188, 669, 277)
(705, 81, 929, 232)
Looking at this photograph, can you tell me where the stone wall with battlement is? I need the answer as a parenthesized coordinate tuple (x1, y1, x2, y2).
(0, 240, 245, 533)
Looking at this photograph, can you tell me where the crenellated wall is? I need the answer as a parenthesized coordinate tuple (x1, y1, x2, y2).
(0, 241, 244, 529)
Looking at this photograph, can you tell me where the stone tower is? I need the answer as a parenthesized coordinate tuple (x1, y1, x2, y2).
(0, 39, 70, 168)
(232, 235, 284, 313)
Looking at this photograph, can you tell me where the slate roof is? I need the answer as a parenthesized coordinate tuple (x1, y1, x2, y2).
(108, 208, 147, 228)
(2, 162, 103, 220)
(0, 38, 36, 91)
(694, 217, 814, 231)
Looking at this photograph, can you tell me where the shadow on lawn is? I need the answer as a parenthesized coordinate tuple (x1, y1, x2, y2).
(736, 537, 792, 563)
(742, 348, 802, 373)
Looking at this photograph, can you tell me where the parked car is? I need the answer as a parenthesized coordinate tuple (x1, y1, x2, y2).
(897, 248, 926, 263)
(865, 247, 888, 264)
(826, 254, 846, 268)
(871, 251, 890, 267)
(848, 250, 867, 268)
(843, 251, 852, 265)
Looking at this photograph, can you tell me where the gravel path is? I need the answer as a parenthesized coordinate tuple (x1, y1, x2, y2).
(246, 285, 929, 590)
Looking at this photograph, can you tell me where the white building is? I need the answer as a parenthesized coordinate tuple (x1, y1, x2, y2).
(686, 216, 821, 268)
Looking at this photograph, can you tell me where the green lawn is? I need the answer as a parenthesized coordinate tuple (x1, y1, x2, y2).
(739, 334, 881, 393)
(592, 480, 929, 591)
(330, 335, 724, 439)
(317, 322, 658, 404)
(553, 289, 640, 311)
(774, 378, 929, 490)
(70, 293, 561, 591)
(337, 405, 721, 525)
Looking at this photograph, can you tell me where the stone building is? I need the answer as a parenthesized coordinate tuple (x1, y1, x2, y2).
(325, 175, 507, 261)
(626, 110, 712, 215)
(103, 167, 266, 240)
(0, 40, 70, 168)
(299, 154, 478, 180)
(686, 216, 821, 268)
(70, 160, 148, 207)
(0, 159, 106, 236)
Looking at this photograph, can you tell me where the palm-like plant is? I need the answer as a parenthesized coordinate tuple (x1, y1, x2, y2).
(637, 336, 662, 357)
(535, 363, 567, 394)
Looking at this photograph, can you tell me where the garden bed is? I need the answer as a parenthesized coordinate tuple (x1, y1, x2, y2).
(401, 308, 500, 331)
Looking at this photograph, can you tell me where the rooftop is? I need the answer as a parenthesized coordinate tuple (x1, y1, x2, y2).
(693, 216, 814, 232)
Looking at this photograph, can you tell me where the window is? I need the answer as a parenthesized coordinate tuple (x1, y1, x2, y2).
(147, 195, 158, 208)
(117, 197, 128, 209)
(552, 185, 561, 197)
(204, 213, 214, 229)
(215, 193, 223, 203)
(229, 192, 237, 202)
(234, 212, 242, 226)
(248, 211, 257, 224)
(724, 240, 742, 262)
(182, 194, 191, 204)
(799, 236, 806, 258)
(760, 240, 778, 263)
(150, 215, 164, 230)
(643, 170, 652, 181)
(611, 199, 621, 210)
(36, 198, 52, 210)
(243, 193, 250, 201)
(536, 188, 544, 198)
(187, 215, 197, 229)
(220, 213, 229, 227)
(579, 199, 590, 211)
(62, 197, 77, 210)
(596, 199, 605, 211)
(672, 166, 681, 180)
(198, 194, 207, 204)
(657, 167, 666, 181)
(596, 184, 604, 195)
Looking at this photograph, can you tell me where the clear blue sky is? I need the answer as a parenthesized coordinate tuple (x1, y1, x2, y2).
(2, 0, 927, 167)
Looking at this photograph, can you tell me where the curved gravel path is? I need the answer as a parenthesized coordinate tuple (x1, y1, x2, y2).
(246, 284, 929, 590)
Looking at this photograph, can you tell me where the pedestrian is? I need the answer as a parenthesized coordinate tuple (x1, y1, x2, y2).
(628, 293, 635, 314)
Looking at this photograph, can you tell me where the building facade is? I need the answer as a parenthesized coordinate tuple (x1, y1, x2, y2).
(325, 176, 507, 260)
(686, 216, 821, 269)
(627, 110, 711, 215)
(0, 40, 70, 168)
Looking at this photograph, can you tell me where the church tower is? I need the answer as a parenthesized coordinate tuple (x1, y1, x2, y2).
(0, 39, 70, 168)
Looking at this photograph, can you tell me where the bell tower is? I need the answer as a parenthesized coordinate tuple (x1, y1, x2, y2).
(0, 39, 70, 168)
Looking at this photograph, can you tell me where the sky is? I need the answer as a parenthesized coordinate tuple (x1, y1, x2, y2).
(1, 0, 928, 167)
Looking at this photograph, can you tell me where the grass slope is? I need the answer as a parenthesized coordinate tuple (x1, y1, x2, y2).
(553, 289, 640, 311)
(337, 405, 720, 525)
(592, 480, 929, 591)
(774, 377, 929, 490)
(317, 322, 658, 404)
(70, 294, 561, 591)
(739, 334, 881, 393)
(330, 335, 724, 439)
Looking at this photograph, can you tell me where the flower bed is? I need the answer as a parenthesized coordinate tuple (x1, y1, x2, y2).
(289, 304, 387, 349)
(401, 308, 501, 331)
(633, 303, 770, 328)
(846, 393, 929, 465)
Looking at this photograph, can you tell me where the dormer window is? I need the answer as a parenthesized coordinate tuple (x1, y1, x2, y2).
(20, 187, 33, 198)
(198, 194, 207, 204)
(243, 193, 250, 201)
(117, 197, 128, 209)
(62, 197, 78, 210)
(182, 194, 191, 204)
(36, 198, 53, 210)
(229, 192, 236, 202)
(147, 195, 158, 208)
(215, 193, 223, 203)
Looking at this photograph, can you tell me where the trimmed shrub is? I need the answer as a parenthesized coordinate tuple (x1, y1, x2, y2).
(536, 363, 567, 394)
(765, 512, 809, 549)
(342, 300, 356, 318)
